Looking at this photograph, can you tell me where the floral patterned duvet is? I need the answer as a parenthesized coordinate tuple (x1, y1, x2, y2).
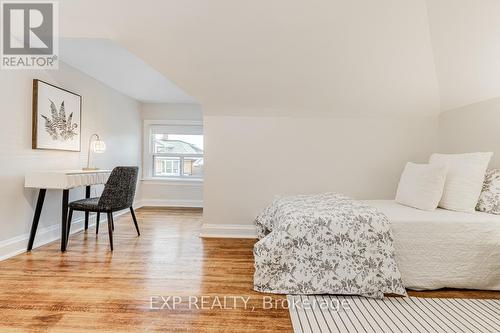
(253, 193, 407, 298)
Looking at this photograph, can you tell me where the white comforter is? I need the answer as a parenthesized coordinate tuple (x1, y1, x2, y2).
(366, 200, 500, 291)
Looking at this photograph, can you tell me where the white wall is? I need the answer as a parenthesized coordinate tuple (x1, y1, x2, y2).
(141, 103, 203, 121)
(438, 98, 500, 168)
(0, 62, 141, 258)
(426, 0, 500, 111)
(60, 0, 441, 118)
(140, 179, 203, 208)
(201, 115, 438, 237)
(140, 103, 203, 207)
(425, 0, 500, 167)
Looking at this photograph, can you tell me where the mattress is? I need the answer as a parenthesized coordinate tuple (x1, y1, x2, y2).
(365, 200, 500, 291)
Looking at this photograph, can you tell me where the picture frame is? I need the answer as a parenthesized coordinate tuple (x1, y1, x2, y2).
(32, 79, 82, 152)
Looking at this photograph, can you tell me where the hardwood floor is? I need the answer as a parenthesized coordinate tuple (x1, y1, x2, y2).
(0, 207, 498, 332)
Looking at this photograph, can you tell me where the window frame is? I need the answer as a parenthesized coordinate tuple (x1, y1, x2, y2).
(143, 120, 204, 182)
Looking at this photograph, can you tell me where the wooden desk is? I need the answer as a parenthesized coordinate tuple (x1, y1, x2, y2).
(25, 170, 111, 252)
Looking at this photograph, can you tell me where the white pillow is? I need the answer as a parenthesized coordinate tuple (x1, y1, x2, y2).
(395, 162, 448, 211)
(429, 152, 493, 212)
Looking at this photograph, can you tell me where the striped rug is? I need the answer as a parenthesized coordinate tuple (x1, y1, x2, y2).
(288, 295, 500, 333)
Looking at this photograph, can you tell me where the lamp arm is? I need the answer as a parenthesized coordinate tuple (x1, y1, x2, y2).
(86, 134, 100, 169)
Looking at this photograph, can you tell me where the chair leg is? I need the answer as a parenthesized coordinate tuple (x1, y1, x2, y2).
(84, 186, 91, 230)
(107, 212, 114, 251)
(111, 216, 114, 231)
(66, 209, 73, 248)
(96, 212, 100, 234)
(130, 207, 140, 236)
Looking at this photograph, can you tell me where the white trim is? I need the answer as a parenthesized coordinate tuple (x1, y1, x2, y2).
(200, 223, 257, 239)
(139, 199, 203, 208)
(142, 119, 204, 180)
(141, 178, 203, 186)
(0, 209, 130, 262)
(132, 200, 143, 209)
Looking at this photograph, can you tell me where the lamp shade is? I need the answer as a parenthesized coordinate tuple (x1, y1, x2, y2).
(91, 140, 106, 153)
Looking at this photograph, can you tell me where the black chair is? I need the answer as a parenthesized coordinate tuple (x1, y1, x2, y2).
(67, 166, 140, 251)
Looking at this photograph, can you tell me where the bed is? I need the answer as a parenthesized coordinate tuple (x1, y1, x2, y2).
(254, 194, 500, 297)
(365, 200, 500, 291)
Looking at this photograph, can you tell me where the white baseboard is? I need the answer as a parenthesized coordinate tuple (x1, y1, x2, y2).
(139, 199, 203, 208)
(0, 209, 130, 262)
(200, 223, 257, 238)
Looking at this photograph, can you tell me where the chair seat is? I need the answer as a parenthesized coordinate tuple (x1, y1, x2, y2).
(69, 197, 101, 211)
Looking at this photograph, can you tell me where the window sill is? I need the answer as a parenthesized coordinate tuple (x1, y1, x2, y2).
(141, 177, 204, 186)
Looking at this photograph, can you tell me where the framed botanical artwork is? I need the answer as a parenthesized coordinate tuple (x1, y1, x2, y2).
(32, 79, 82, 151)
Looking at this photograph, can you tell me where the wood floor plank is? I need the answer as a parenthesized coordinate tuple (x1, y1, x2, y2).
(0, 207, 497, 332)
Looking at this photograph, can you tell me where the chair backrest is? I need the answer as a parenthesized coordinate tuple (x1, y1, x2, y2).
(99, 166, 139, 211)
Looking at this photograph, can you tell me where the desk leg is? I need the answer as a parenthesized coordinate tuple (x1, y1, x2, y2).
(84, 185, 91, 230)
(61, 189, 69, 252)
(27, 189, 47, 251)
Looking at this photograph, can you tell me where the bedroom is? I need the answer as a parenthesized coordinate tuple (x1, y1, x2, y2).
(0, 0, 498, 332)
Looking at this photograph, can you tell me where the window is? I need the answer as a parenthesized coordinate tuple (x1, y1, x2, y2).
(155, 157, 180, 176)
(144, 122, 203, 180)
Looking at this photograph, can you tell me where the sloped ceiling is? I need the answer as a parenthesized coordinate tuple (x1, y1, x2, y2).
(60, 38, 196, 103)
(426, 0, 500, 112)
(58, 0, 461, 116)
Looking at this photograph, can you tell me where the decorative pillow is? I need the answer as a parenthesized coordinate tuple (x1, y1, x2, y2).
(395, 162, 448, 211)
(476, 169, 500, 214)
(429, 152, 493, 212)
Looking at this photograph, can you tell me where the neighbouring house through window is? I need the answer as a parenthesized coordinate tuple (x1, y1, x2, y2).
(144, 123, 203, 179)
